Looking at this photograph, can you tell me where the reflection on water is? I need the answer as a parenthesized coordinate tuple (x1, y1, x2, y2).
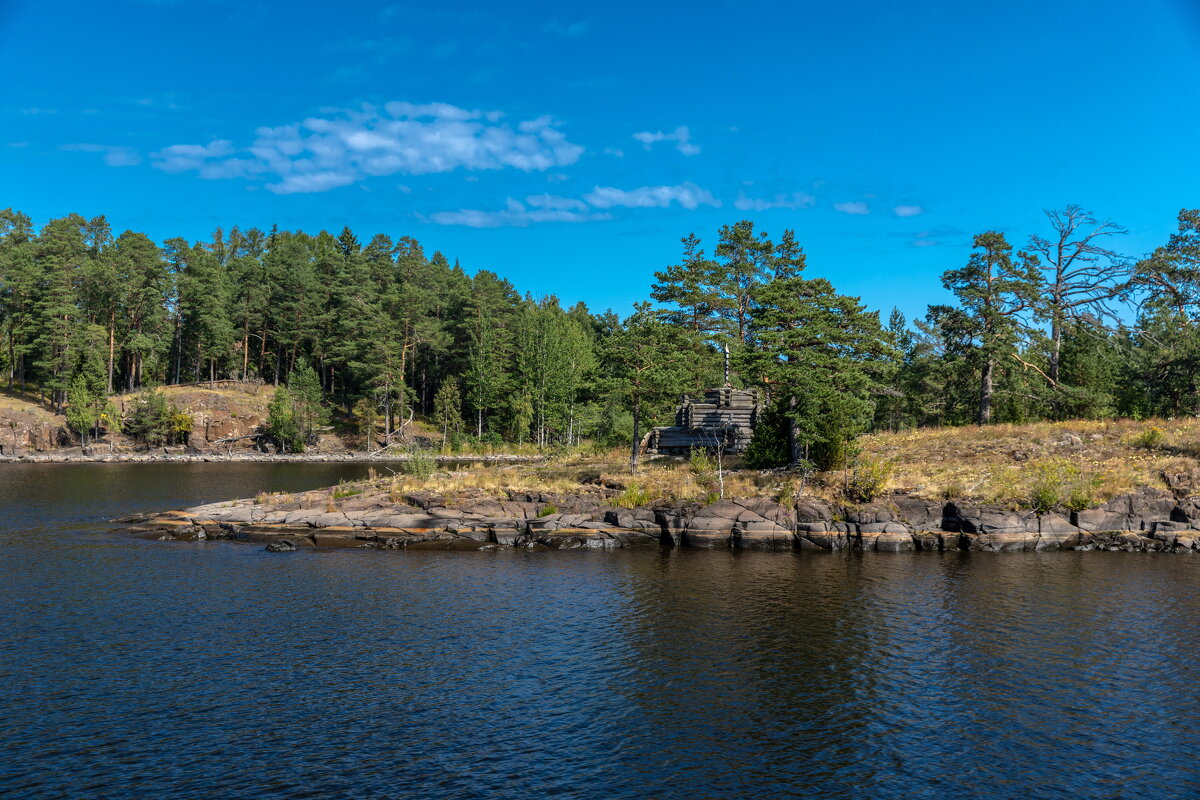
(1, 465, 1198, 798)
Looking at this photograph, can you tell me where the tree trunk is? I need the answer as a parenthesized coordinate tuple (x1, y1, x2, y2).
(979, 355, 993, 425)
(787, 394, 801, 465)
(1049, 315, 1062, 385)
(107, 311, 115, 393)
(629, 398, 641, 475)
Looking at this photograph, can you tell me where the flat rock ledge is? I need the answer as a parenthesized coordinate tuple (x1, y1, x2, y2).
(118, 487, 1200, 554)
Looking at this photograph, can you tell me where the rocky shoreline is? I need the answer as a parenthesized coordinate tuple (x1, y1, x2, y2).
(119, 486, 1200, 554)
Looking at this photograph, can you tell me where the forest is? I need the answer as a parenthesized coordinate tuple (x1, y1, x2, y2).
(1, 205, 1199, 471)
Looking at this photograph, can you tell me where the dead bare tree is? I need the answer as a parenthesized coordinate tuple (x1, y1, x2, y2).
(1027, 205, 1131, 384)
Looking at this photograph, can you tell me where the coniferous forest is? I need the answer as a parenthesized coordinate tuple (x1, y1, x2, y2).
(1, 205, 1199, 467)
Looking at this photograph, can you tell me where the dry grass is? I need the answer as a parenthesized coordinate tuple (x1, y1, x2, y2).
(361, 417, 1200, 511)
(858, 417, 1200, 506)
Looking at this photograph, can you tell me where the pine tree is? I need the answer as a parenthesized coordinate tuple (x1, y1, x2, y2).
(742, 234, 892, 468)
(930, 232, 1041, 424)
(604, 303, 701, 473)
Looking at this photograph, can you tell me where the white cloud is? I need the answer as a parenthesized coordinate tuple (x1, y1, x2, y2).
(428, 197, 610, 228)
(631, 125, 700, 156)
(525, 194, 588, 211)
(149, 102, 584, 194)
(734, 191, 816, 211)
(603, 147, 625, 158)
(151, 139, 237, 173)
(834, 201, 870, 215)
(894, 204, 923, 217)
(584, 181, 719, 210)
(430, 181, 718, 227)
(61, 143, 142, 167)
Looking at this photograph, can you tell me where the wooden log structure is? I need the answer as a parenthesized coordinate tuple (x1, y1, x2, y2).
(646, 387, 760, 455)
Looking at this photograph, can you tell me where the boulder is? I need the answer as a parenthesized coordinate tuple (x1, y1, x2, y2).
(892, 497, 946, 531)
(844, 503, 896, 526)
(793, 498, 833, 524)
(265, 539, 297, 552)
(947, 504, 1036, 534)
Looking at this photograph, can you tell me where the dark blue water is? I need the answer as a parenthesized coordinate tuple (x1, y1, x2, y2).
(2, 464, 1199, 799)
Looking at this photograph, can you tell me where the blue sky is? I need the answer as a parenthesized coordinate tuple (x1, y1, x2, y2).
(3, 0, 1200, 320)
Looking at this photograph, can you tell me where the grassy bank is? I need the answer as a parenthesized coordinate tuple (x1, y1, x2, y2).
(313, 417, 1200, 515)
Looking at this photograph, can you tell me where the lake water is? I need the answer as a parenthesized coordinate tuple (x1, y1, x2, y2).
(2, 464, 1199, 799)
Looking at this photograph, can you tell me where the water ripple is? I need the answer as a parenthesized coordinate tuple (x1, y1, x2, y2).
(2, 466, 1200, 798)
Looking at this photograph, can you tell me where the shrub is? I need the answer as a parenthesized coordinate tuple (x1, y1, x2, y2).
(844, 457, 893, 502)
(743, 406, 790, 469)
(402, 448, 436, 481)
(610, 482, 653, 507)
(941, 480, 966, 500)
(689, 447, 715, 475)
(1133, 426, 1165, 449)
(537, 504, 557, 517)
(125, 390, 191, 447)
(1026, 460, 1102, 513)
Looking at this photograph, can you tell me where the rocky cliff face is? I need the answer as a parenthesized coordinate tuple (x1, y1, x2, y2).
(121, 486, 1200, 554)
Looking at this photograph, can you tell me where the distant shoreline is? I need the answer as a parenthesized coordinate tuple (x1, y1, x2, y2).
(0, 452, 541, 465)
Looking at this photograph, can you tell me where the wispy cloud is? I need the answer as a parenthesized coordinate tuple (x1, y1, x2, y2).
(631, 126, 700, 156)
(149, 102, 584, 194)
(584, 181, 719, 210)
(61, 143, 142, 167)
(912, 230, 941, 247)
(431, 181, 719, 226)
(834, 201, 870, 215)
(542, 19, 589, 37)
(894, 204, 923, 217)
(428, 197, 610, 228)
(734, 191, 816, 211)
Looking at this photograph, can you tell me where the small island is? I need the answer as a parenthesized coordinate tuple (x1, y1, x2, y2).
(121, 414, 1200, 554)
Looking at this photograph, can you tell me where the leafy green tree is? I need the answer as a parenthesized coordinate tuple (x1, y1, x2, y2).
(266, 387, 302, 453)
(604, 303, 701, 473)
(433, 378, 463, 447)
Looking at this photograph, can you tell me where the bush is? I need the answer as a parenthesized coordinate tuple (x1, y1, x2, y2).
(610, 482, 653, 507)
(537, 504, 557, 517)
(844, 457, 893, 502)
(125, 390, 191, 447)
(743, 406, 790, 469)
(402, 448, 436, 481)
(1026, 460, 1102, 513)
(1133, 425, 1164, 449)
(689, 447, 715, 475)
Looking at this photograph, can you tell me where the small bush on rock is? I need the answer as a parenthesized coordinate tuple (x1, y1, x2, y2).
(402, 449, 436, 481)
(611, 482, 653, 507)
(844, 457, 893, 502)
